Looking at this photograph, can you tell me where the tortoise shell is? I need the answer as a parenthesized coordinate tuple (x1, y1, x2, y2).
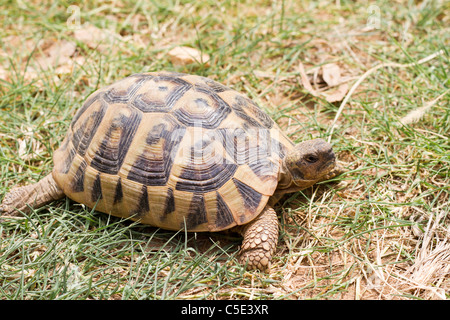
(53, 72, 294, 232)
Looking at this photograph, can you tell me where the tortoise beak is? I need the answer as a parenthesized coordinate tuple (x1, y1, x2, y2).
(318, 149, 336, 175)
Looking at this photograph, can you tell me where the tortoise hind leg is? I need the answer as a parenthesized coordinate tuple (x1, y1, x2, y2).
(236, 205, 279, 271)
(0, 173, 64, 215)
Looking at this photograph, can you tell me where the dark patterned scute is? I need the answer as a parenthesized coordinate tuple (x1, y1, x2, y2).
(70, 91, 103, 130)
(60, 146, 76, 174)
(131, 185, 150, 218)
(70, 160, 87, 193)
(103, 76, 149, 104)
(132, 76, 192, 113)
(246, 99, 274, 129)
(175, 129, 238, 192)
(133, 93, 169, 112)
(91, 174, 103, 202)
(231, 95, 274, 129)
(203, 78, 233, 93)
(233, 178, 262, 211)
(216, 127, 279, 181)
(113, 178, 123, 205)
(185, 193, 208, 229)
(217, 127, 273, 165)
(72, 102, 108, 157)
(54, 71, 290, 232)
(90, 106, 142, 175)
(215, 192, 235, 229)
(176, 162, 238, 192)
(163, 187, 175, 217)
(127, 115, 186, 186)
(172, 84, 232, 129)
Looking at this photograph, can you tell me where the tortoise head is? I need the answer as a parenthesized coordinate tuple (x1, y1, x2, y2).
(280, 138, 337, 191)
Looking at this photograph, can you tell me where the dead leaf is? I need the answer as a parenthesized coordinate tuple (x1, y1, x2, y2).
(298, 62, 319, 97)
(35, 40, 76, 70)
(168, 46, 210, 66)
(298, 62, 349, 103)
(74, 24, 107, 45)
(321, 83, 349, 103)
(74, 23, 122, 52)
(322, 63, 341, 87)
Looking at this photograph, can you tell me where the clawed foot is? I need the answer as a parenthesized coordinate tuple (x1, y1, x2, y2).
(0, 186, 28, 216)
(236, 206, 279, 271)
(238, 244, 274, 271)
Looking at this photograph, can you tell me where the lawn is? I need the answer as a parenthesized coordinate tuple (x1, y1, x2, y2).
(0, 0, 448, 300)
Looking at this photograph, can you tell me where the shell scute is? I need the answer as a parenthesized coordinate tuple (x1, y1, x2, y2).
(90, 105, 142, 175)
(126, 114, 185, 187)
(132, 75, 191, 113)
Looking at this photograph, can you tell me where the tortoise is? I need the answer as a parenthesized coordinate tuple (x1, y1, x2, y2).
(0, 71, 343, 271)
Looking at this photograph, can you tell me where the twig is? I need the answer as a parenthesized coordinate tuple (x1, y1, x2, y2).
(399, 89, 449, 125)
(327, 49, 445, 142)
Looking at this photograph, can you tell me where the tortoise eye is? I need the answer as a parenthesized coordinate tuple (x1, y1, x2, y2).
(305, 155, 319, 163)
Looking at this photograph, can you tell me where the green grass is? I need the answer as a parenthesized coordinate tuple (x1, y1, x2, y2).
(1, 0, 449, 300)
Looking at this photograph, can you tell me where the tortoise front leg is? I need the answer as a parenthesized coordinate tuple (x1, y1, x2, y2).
(236, 205, 279, 271)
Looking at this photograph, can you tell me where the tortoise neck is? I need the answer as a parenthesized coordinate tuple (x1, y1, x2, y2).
(277, 158, 318, 195)
(277, 160, 295, 192)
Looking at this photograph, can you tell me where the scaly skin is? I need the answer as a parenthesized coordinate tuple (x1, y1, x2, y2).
(0, 173, 64, 215)
(236, 205, 279, 271)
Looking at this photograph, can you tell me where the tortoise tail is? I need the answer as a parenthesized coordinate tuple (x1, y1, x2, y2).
(0, 173, 64, 215)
